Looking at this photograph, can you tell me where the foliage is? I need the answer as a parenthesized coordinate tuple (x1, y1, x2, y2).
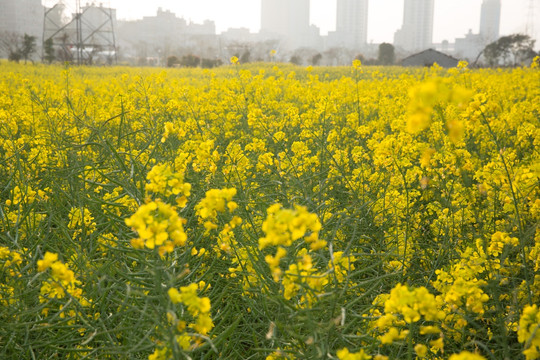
(0, 32, 36, 63)
(289, 55, 302, 65)
(43, 38, 56, 64)
(201, 58, 223, 69)
(20, 34, 36, 64)
(0, 61, 538, 360)
(240, 50, 251, 64)
(0, 31, 22, 62)
(378, 42, 395, 65)
(311, 52, 322, 66)
(180, 54, 201, 67)
(167, 55, 180, 68)
(483, 34, 537, 66)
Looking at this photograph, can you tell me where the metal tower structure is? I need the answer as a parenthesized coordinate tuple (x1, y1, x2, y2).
(525, 0, 536, 38)
(43, 0, 117, 65)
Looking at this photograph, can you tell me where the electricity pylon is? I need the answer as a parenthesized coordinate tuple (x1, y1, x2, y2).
(43, 0, 117, 65)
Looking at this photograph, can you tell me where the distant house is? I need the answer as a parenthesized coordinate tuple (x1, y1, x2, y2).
(401, 48, 459, 68)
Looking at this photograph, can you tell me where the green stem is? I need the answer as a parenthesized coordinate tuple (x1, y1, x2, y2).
(480, 112, 532, 305)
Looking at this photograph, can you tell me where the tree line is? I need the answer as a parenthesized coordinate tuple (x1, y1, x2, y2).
(1, 31, 537, 68)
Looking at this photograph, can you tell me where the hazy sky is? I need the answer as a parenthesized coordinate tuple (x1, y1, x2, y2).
(48, 0, 539, 45)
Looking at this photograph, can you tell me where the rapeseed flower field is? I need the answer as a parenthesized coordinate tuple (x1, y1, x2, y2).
(0, 58, 539, 359)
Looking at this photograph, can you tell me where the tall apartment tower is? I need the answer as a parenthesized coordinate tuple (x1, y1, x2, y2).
(479, 0, 501, 42)
(0, 0, 44, 39)
(260, 0, 310, 49)
(394, 0, 434, 52)
(336, 0, 369, 49)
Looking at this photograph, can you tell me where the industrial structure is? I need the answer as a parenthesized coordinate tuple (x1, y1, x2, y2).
(1, 0, 536, 65)
(525, 0, 537, 38)
(43, 1, 117, 65)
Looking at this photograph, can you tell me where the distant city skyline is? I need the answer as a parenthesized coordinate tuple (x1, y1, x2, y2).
(336, 0, 369, 48)
(42, 0, 538, 47)
(394, 0, 434, 51)
(480, 0, 502, 42)
(260, 0, 312, 49)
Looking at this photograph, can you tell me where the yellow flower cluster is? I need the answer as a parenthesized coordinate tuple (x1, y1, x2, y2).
(0, 247, 22, 305)
(487, 231, 519, 257)
(37, 252, 89, 312)
(5, 185, 37, 206)
(125, 200, 187, 256)
(377, 283, 444, 325)
(518, 305, 540, 360)
(371, 283, 445, 357)
(329, 251, 357, 283)
(192, 139, 220, 175)
(337, 347, 371, 360)
(193, 187, 243, 255)
(531, 56, 540, 69)
(259, 204, 324, 251)
(168, 283, 213, 336)
(67, 207, 96, 239)
(160, 121, 187, 142)
(149, 282, 214, 359)
(195, 188, 238, 232)
(101, 186, 138, 217)
(145, 163, 191, 207)
(433, 252, 490, 316)
(265, 348, 296, 360)
(281, 249, 328, 306)
(258, 203, 325, 290)
(0, 246, 22, 274)
(406, 77, 472, 142)
(448, 351, 487, 360)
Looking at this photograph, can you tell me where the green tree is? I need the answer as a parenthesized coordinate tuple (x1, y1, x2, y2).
(180, 54, 200, 68)
(240, 50, 251, 64)
(378, 43, 395, 65)
(43, 38, 56, 64)
(201, 58, 222, 69)
(310, 53, 322, 66)
(483, 34, 537, 67)
(166, 55, 179, 68)
(21, 34, 37, 63)
(289, 55, 301, 65)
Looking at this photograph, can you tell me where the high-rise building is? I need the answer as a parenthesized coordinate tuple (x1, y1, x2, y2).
(260, 0, 310, 49)
(335, 0, 369, 49)
(454, 0, 501, 61)
(0, 0, 44, 39)
(479, 0, 501, 42)
(394, 0, 434, 52)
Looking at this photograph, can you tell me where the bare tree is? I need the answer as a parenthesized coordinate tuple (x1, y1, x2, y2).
(323, 47, 353, 66)
(290, 47, 319, 66)
(0, 31, 23, 62)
